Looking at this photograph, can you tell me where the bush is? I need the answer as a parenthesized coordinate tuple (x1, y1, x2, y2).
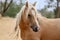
(4, 3, 23, 18)
(45, 12, 55, 18)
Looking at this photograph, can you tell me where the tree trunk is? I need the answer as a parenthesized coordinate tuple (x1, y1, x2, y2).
(0, 0, 13, 17)
(55, 0, 60, 18)
(57, 7, 60, 18)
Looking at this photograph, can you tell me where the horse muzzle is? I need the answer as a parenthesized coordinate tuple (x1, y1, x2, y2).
(31, 25, 39, 32)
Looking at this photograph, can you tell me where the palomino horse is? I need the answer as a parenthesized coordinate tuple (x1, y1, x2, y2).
(15, 1, 40, 40)
(15, 1, 60, 40)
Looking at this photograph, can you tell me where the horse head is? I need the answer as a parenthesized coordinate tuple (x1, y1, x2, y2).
(17, 1, 40, 32)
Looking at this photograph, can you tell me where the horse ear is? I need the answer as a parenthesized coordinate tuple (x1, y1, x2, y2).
(25, 1, 28, 7)
(33, 2, 37, 6)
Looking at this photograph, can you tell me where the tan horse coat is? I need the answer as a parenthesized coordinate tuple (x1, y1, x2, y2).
(37, 13, 60, 40)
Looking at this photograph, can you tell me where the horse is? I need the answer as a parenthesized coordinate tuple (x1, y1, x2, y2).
(15, 1, 60, 40)
(15, 1, 40, 40)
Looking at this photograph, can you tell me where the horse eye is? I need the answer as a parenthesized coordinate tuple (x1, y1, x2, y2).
(28, 14, 31, 17)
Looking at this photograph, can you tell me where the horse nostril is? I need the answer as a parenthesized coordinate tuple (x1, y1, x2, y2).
(31, 25, 38, 32)
(34, 26, 38, 32)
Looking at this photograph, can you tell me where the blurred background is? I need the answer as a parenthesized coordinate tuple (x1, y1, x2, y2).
(0, 0, 60, 18)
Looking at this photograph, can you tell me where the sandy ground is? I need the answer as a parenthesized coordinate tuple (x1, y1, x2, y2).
(0, 17, 21, 40)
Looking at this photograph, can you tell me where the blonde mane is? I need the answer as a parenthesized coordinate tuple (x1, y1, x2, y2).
(15, 5, 26, 28)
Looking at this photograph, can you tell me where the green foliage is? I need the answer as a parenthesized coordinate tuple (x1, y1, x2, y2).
(45, 11, 55, 18)
(4, 2, 23, 18)
(39, 6, 54, 18)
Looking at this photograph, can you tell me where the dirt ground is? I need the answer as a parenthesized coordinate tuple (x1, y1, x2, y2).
(0, 17, 21, 40)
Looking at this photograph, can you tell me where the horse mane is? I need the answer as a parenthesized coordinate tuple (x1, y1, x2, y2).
(15, 5, 26, 29)
(12, 5, 26, 40)
(15, 3, 30, 27)
(10, 6, 26, 39)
